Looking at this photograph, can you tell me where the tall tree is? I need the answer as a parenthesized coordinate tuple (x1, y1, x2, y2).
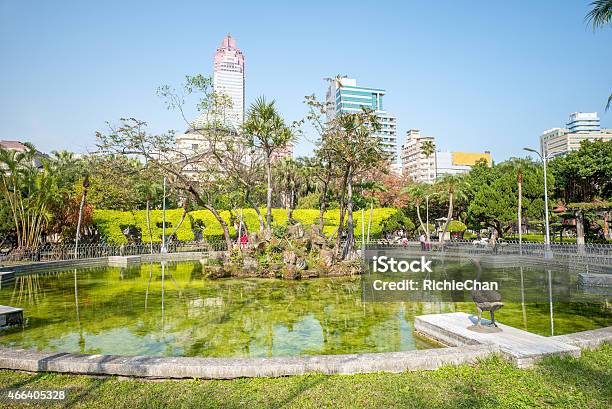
(435, 174, 469, 242)
(549, 140, 612, 203)
(0, 145, 62, 249)
(274, 157, 301, 222)
(421, 140, 436, 180)
(96, 117, 235, 251)
(303, 94, 341, 230)
(242, 97, 296, 230)
(502, 158, 538, 248)
(320, 108, 388, 259)
(74, 174, 89, 258)
(468, 159, 549, 238)
(403, 184, 430, 240)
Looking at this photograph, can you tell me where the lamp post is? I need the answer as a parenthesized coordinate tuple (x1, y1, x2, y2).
(161, 176, 167, 254)
(523, 147, 553, 259)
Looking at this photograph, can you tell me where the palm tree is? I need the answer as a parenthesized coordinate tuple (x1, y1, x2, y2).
(242, 97, 295, 230)
(74, 174, 89, 258)
(0, 145, 59, 250)
(273, 157, 304, 222)
(586, 0, 612, 109)
(302, 155, 335, 230)
(403, 184, 429, 238)
(421, 140, 436, 179)
(503, 158, 533, 252)
(436, 174, 468, 243)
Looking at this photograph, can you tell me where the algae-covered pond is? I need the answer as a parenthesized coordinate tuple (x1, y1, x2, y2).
(0, 260, 609, 357)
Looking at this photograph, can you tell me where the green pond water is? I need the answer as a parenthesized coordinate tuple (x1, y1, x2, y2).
(0, 260, 610, 358)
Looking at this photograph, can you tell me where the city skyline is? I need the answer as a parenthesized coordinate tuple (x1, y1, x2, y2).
(0, 1, 610, 161)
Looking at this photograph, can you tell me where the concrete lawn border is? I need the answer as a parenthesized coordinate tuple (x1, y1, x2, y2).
(0, 326, 609, 379)
(0, 344, 499, 379)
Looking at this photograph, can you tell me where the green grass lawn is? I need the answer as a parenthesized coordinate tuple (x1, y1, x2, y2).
(0, 344, 610, 408)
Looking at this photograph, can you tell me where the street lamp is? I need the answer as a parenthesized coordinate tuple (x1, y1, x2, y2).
(161, 176, 168, 254)
(523, 147, 553, 259)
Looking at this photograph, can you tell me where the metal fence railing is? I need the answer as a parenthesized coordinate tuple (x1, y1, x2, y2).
(363, 239, 612, 266)
(0, 241, 228, 265)
(2, 238, 611, 267)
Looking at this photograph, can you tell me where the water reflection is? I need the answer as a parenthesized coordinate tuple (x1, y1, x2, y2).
(0, 261, 609, 358)
(73, 268, 85, 353)
(548, 269, 554, 336)
(519, 266, 527, 330)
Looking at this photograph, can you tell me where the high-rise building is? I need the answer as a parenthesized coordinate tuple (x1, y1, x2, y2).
(213, 34, 245, 131)
(436, 151, 491, 176)
(175, 34, 245, 178)
(566, 112, 600, 133)
(400, 129, 437, 183)
(541, 112, 612, 158)
(325, 77, 397, 159)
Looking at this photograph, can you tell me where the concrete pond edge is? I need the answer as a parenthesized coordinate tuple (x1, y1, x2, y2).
(0, 326, 609, 379)
(0, 253, 610, 379)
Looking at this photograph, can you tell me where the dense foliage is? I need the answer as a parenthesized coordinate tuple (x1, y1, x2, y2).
(2, 62, 610, 251)
(93, 207, 401, 244)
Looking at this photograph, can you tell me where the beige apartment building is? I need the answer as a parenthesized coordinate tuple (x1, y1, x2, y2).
(541, 127, 612, 157)
(400, 129, 437, 183)
(540, 112, 612, 157)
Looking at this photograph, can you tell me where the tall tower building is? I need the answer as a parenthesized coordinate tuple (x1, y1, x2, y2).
(213, 34, 245, 131)
(566, 112, 600, 133)
(325, 77, 397, 160)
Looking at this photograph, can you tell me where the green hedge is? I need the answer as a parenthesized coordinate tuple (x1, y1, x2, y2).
(92, 208, 401, 244)
(448, 220, 467, 233)
(504, 233, 578, 243)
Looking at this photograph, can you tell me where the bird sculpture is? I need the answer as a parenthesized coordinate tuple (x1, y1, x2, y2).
(471, 259, 503, 327)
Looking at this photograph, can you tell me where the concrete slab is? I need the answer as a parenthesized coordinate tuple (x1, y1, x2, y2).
(415, 312, 581, 367)
(108, 256, 141, 267)
(0, 271, 14, 289)
(578, 273, 612, 288)
(0, 305, 23, 328)
(552, 326, 612, 350)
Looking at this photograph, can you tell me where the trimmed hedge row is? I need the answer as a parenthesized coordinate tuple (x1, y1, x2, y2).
(93, 208, 401, 244)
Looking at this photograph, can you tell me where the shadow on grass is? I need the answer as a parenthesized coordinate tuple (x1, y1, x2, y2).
(536, 349, 612, 403)
(265, 374, 329, 409)
(61, 377, 109, 409)
(435, 348, 611, 409)
(7, 372, 49, 389)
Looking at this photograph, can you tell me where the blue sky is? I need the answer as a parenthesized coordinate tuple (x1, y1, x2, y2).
(1, 0, 610, 162)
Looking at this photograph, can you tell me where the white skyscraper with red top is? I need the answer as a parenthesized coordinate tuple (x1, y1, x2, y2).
(213, 34, 245, 131)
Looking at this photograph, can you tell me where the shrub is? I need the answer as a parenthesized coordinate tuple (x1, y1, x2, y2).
(93, 209, 194, 244)
(448, 220, 467, 233)
(93, 208, 402, 244)
(463, 231, 477, 240)
(380, 210, 415, 234)
(296, 192, 321, 209)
